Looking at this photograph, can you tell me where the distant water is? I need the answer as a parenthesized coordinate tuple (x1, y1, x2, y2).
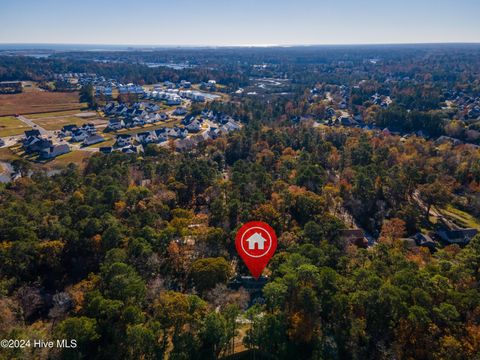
(0, 43, 134, 51)
(0, 43, 215, 51)
(145, 62, 196, 70)
(2, 43, 480, 52)
(26, 54, 51, 58)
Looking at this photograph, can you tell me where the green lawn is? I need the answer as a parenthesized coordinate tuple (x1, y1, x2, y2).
(98, 138, 116, 147)
(441, 205, 480, 229)
(0, 116, 31, 137)
(0, 146, 21, 162)
(44, 150, 93, 169)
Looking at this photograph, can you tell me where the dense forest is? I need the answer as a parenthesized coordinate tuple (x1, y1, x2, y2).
(1, 115, 480, 359)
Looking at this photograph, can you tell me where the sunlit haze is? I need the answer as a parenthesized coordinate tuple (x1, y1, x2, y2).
(1, 0, 480, 46)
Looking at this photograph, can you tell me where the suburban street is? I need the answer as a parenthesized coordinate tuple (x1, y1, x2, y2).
(17, 115, 51, 136)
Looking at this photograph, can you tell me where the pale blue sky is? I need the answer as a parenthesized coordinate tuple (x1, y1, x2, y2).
(1, 0, 479, 45)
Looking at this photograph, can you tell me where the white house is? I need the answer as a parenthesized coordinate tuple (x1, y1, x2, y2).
(173, 107, 187, 116)
(83, 135, 105, 146)
(108, 119, 125, 131)
(246, 233, 267, 250)
(71, 130, 89, 142)
(136, 131, 157, 144)
(40, 144, 70, 159)
(115, 134, 133, 147)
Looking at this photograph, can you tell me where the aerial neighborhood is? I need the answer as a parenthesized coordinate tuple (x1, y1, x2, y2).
(0, 76, 240, 164)
(2, 1, 480, 359)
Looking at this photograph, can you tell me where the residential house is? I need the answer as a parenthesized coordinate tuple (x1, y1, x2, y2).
(25, 129, 41, 138)
(173, 107, 188, 116)
(136, 131, 157, 144)
(154, 129, 168, 142)
(132, 117, 145, 127)
(178, 128, 188, 139)
(207, 126, 219, 139)
(83, 134, 105, 146)
(175, 138, 195, 152)
(121, 145, 138, 154)
(164, 81, 175, 89)
(166, 95, 182, 106)
(436, 228, 478, 246)
(146, 104, 160, 112)
(108, 118, 125, 131)
(60, 124, 78, 136)
(71, 129, 89, 142)
(186, 119, 202, 133)
(192, 93, 205, 102)
(40, 144, 70, 159)
(220, 121, 240, 133)
(115, 134, 133, 147)
(104, 102, 116, 114)
(82, 123, 97, 134)
(167, 128, 179, 138)
(201, 109, 214, 119)
(23, 135, 41, 148)
(24, 138, 52, 154)
(166, 127, 188, 139)
(413, 233, 436, 251)
(180, 80, 191, 88)
(99, 146, 113, 154)
(182, 114, 196, 125)
(116, 104, 129, 116)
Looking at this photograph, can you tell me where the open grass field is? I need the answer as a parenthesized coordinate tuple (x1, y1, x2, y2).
(31, 116, 95, 131)
(27, 110, 88, 119)
(0, 146, 21, 162)
(98, 138, 116, 147)
(43, 150, 94, 170)
(0, 116, 32, 137)
(0, 91, 86, 116)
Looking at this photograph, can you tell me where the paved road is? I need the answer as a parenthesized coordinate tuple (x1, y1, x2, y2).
(17, 115, 52, 136)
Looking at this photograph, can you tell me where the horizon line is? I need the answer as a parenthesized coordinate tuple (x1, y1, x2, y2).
(1, 41, 480, 49)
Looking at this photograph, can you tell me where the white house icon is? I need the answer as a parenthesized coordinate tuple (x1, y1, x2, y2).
(246, 232, 267, 250)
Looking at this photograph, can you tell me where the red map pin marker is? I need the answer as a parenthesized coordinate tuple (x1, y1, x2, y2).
(235, 221, 277, 280)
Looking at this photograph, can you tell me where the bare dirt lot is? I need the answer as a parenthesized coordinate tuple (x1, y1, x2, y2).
(0, 91, 86, 116)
